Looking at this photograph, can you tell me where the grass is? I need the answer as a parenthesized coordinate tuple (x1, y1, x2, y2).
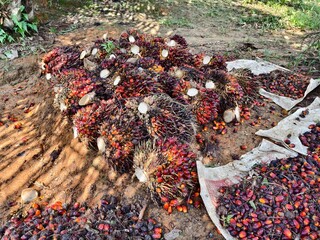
(239, 11, 283, 30)
(240, 0, 320, 74)
(190, 0, 319, 31)
(160, 17, 192, 27)
(241, 0, 320, 30)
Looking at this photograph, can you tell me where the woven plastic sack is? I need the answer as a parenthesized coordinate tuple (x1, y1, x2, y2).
(256, 97, 320, 155)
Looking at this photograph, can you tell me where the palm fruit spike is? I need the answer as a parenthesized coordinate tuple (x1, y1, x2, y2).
(72, 99, 112, 147)
(143, 94, 197, 143)
(41, 46, 82, 75)
(99, 98, 149, 173)
(193, 88, 220, 126)
(55, 69, 106, 116)
(193, 53, 226, 71)
(134, 137, 200, 213)
(169, 34, 188, 48)
(114, 67, 164, 99)
(133, 140, 165, 184)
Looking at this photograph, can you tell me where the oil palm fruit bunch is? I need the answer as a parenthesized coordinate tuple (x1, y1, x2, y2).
(133, 138, 201, 214)
(43, 29, 253, 178)
(193, 53, 226, 71)
(142, 94, 197, 143)
(98, 98, 149, 173)
(53, 69, 107, 116)
(193, 89, 220, 126)
(72, 99, 115, 147)
(171, 78, 220, 126)
(114, 67, 164, 99)
(41, 46, 82, 76)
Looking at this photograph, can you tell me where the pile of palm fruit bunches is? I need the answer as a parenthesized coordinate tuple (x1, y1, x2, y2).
(40, 29, 311, 215)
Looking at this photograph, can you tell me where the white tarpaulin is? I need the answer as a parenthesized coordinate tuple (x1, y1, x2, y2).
(226, 59, 320, 110)
(197, 140, 298, 240)
(256, 97, 320, 155)
(226, 59, 289, 75)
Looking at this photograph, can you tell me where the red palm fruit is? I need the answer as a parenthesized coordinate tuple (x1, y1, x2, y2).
(152, 233, 161, 239)
(163, 202, 169, 211)
(161, 197, 169, 203)
(170, 199, 179, 207)
(239, 231, 247, 238)
(182, 205, 188, 213)
(293, 219, 300, 229)
(167, 206, 173, 214)
(269, 172, 276, 178)
(294, 201, 301, 209)
(32, 203, 40, 209)
(301, 226, 310, 236)
(275, 195, 284, 202)
(229, 218, 236, 226)
(310, 232, 318, 239)
(259, 198, 268, 204)
(286, 204, 294, 210)
(283, 228, 292, 238)
(176, 206, 183, 212)
(98, 223, 104, 231)
(154, 228, 162, 234)
(265, 219, 272, 225)
(35, 210, 41, 216)
(242, 219, 249, 226)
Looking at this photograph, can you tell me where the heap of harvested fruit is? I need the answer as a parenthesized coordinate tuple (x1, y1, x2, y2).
(41, 29, 236, 128)
(0, 196, 163, 240)
(300, 123, 320, 162)
(217, 156, 320, 240)
(257, 70, 310, 99)
(40, 29, 314, 214)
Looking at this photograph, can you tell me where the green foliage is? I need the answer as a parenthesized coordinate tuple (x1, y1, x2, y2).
(239, 10, 283, 29)
(101, 41, 116, 54)
(291, 32, 320, 75)
(0, 28, 14, 44)
(11, 6, 38, 38)
(287, 6, 320, 30)
(242, 0, 320, 30)
(0, 5, 38, 44)
(243, 0, 304, 8)
(0, 0, 11, 7)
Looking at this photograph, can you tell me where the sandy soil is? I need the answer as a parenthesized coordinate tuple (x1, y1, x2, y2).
(0, 1, 318, 239)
